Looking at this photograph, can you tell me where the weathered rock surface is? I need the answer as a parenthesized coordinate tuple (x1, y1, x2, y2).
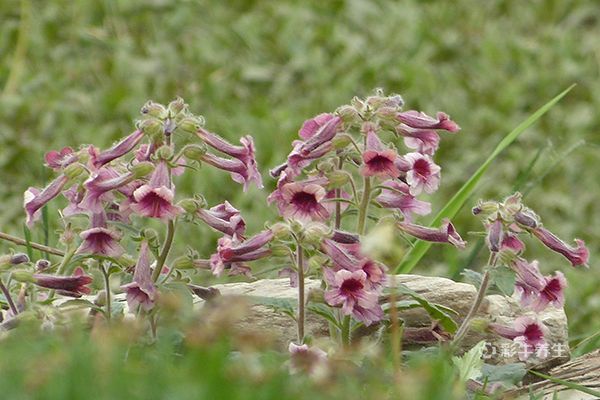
(206, 274, 569, 365)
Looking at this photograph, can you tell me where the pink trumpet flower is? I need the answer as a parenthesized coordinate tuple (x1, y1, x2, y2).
(396, 219, 466, 249)
(24, 174, 70, 227)
(131, 161, 183, 220)
(376, 180, 431, 221)
(121, 241, 157, 311)
(532, 227, 589, 267)
(209, 230, 273, 276)
(33, 267, 92, 298)
(324, 269, 383, 326)
(76, 212, 125, 258)
(403, 152, 441, 195)
(197, 201, 246, 238)
(200, 152, 263, 191)
(489, 316, 547, 361)
(44, 147, 78, 171)
(91, 129, 145, 168)
(397, 110, 460, 132)
(360, 131, 401, 178)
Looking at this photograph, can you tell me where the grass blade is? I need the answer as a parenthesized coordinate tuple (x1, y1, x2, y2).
(395, 85, 575, 274)
(529, 370, 600, 398)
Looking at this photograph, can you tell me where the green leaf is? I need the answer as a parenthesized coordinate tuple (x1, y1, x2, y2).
(387, 284, 458, 333)
(248, 296, 296, 320)
(59, 299, 103, 313)
(490, 266, 515, 296)
(452, 340, 486, 382)
(395, 85, 575, 274)
(22, 224, 34, 261)
(481, 362, 526, 385)
(307, 303, 341, 329)
(529, 370, 600, 398)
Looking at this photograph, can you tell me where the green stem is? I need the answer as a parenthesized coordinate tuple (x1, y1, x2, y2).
(48, 247, 76, 299)
(341, 315, 352, 347)
(152, 220, 175, 282)
(0, 280, 18, 316)
(356, 176, 372, 235)
(0, 231, 64, 256)
(101, 263, 111, 322)
(452, 253, 497, 348)
(296, 244, 305, 343)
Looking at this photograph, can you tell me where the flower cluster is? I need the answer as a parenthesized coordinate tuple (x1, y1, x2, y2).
(266, 90, 462, 346)
(472, 192, 590, 359)
(16, 98, 263, 316)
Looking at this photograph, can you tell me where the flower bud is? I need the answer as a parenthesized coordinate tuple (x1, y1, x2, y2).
(171, 256, 195, 270)
(142, 228, 159, 244)
(183, 144, 207, 161)
(303, 222, 332, 245)
(178, 116, 204, 133)
(36, 259, 51, 271)
(270, 222, 291, 240)
(306, 288, 325, 304)
(64, 163, 86, 180)
(155, 145, 174, 160)
(331, 134, 352, 150)
(308, 254, 329, 271)
(138, 118, 164, 138)
(10, 253, 29, 265)
(11, 270, 35, 283)
(141, 101, 168, 119)
(131, 161, 154, 178)
(270, 244, 292, 258)
(317, 160, 335, 173)
(472, 200, 498, 217)
(167, 97, 187, 115)
(178, 198, 201, 214)
(335, 105, 359, 124)
(325, 170, 349, 189)
(514, 209, 540, 229)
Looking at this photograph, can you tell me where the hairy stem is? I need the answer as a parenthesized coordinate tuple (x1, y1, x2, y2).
(101, 263, 111, 322)
(153, 220, 175, 282)
(356, 176, 372, 235)
(452, 253, 497, 347)
(0, 280, 18, 316)
(296, 243, 305, 343)
(341, 315, 352, 348)
(0, 231, 64, 256)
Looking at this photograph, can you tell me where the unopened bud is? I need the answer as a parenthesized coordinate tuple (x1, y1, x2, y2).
(167, 97, 186, 115)
(178, 199, 201, 214)
(306, 288, 325, 304)
(486, 219, 504, 253)
(303, 222, 332, 245)
(472, 200, 498, 217)
(35, 259, 51, 271)
(156, 145, 174, 160)
(10, 253, 29, 265)
(142, 229, 159, 244)
(317, 160, 335, 173)
(514, 209, 539, 229)
(171, 256, 195, 270)
(178, 116, 204, 133)
(269, 244, 291, 258)
(131, 161, 154, 178)
(332, 134, 352, 150)
(308, 254, 329, 271)
(326, 170, 349, 189)
(11, 270, 35, 283)
(141, 101, 167, 119)
(64, 163, 86, 180)
(183, 144, 207, 161)
(138, 118, 164, 138)
(270, 222, 291, 240)
(336, 105, 359, 124)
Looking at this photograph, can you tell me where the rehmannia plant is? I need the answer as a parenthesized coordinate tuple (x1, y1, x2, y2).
(0, 91, 589, 374)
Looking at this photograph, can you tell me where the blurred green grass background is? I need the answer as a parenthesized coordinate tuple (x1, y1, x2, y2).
(1, 0, 599, 375)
